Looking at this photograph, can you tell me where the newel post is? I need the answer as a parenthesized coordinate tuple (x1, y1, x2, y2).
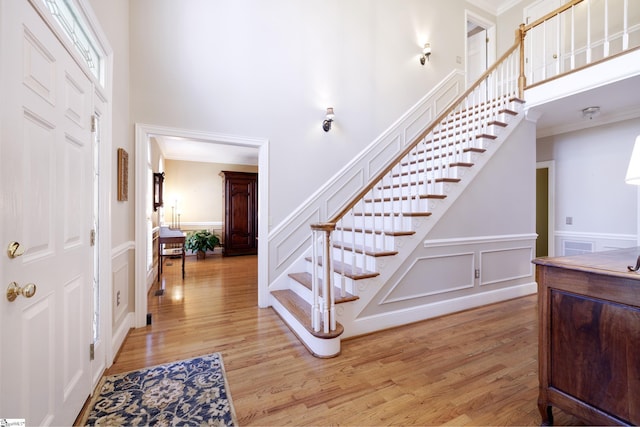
(310, 222, 336, 333)
(517, 23, 527, 99)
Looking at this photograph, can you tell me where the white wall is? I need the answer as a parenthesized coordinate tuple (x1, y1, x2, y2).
(496, 1, 525, 54)
(129, 0, 490, 229)
(537, 118, 640, 253)
(89, 0, 132, 247)
(88, 0, 135, 350)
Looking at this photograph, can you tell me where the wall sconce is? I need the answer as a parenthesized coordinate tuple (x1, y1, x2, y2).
(625, 135, 640, 271)
(322, 107, 335, 132)
(420, 43, 431, 65)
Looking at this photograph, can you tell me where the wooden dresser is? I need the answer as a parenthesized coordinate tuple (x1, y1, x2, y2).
(533, 247, 640, 426)
(220, 171, 258, 256)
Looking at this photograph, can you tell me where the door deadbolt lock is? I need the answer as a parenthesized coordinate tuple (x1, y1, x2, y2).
(7, 241, 26, 259)
(6, 282, 36, 302)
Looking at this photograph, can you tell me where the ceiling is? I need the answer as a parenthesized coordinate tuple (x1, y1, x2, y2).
(156, 136, 259, 166)
(467, 0, 524, 15)
(530, 73, 640, 139)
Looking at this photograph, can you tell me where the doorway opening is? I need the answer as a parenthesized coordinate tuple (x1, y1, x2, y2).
(465, 11, 496, 88)
(134, 124, 269, 329)
(536, 161, 555, 257)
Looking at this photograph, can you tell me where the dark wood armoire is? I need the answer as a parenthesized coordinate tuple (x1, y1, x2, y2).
(220, 171, 258, 256)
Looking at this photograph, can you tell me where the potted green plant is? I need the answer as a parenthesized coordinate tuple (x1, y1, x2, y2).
(185, 230, 220, 259)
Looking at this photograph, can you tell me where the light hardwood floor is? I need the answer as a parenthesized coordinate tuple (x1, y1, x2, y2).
(78, 253, 584, 426)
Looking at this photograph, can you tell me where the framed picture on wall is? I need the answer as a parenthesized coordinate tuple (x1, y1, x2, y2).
(117, 148, 128, 201)
(153, 172, 164, 211)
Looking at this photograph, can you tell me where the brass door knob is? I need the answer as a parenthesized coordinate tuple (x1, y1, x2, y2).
(7, 241, 26, 259)
(6, 282, 36, 302)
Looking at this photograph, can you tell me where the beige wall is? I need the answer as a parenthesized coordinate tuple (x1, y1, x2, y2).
(162, 159, 258, 235)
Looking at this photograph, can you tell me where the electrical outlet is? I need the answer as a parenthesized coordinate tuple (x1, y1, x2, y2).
(566, 216, 573, 225)
(117, 290, 121, 306)
(475, 269, 480, 279)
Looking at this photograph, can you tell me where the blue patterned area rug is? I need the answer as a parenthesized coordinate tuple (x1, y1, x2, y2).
(82, 353, 237, 426)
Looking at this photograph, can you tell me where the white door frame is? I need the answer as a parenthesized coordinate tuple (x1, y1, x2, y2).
(134, 124, 270, 328)
(465, 10, 496, 87)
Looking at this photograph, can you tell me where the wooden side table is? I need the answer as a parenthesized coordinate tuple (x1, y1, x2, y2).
(533, 247, 640, 426)
(158, 226, 185, 281)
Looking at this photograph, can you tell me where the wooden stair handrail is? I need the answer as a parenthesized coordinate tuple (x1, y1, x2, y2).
(320, 39, 522, 227)
(522, 0, 583, 33)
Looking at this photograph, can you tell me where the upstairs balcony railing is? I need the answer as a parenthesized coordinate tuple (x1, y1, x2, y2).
(520, 0, 640, 91)
(309, 0, 640, 335)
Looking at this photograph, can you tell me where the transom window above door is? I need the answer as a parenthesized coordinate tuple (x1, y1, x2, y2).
(42, 0, 104, 84)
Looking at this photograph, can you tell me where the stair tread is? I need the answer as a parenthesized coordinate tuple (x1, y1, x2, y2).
(305, 256, 380, 280)
(379, 177, 459, 189)
(336, 226, 415, 237)
(331, 242, 398, 257)
(272, 289, 344, 339)
(500, 108, 518, 116)
(353, 211, 432, 217)
(288, 272, 360, 303)
(392, 162, 474, 177)
(364, 194, 446, 202)
(463, 147, 486, 153)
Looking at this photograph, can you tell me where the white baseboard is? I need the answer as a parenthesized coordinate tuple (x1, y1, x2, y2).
(345, 282, 537, 338)
(111, 312, 134, 359)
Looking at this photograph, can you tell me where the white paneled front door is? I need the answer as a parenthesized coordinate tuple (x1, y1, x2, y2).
(0, 1, 93, 425)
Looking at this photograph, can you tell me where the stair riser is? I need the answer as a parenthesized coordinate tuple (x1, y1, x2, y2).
(303, 263, 358, 294)
(447, 99, 519, 121)
(444, 104, 519, 126)
(431, 101, 518, 131)
(290, 278, 313, 301)
(339, 214, 420, 232)
(429, 121, 505, 142)
(359, 199, 439, 215)
(332, 250, 379, 274)
(400, 149, 475, 167)
(384, 165, 470, 187)
(374, 181, 447, 198)
(332, 230, 396, 250)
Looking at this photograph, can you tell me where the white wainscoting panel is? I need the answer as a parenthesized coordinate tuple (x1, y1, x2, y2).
(479, 246, 534, 286)
(382, 252, 475, 303)
(555, 230, 637, 256)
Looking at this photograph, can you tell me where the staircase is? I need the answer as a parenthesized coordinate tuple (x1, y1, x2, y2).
(268, 0, 640, 357)
(270, 45, 527, 355)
